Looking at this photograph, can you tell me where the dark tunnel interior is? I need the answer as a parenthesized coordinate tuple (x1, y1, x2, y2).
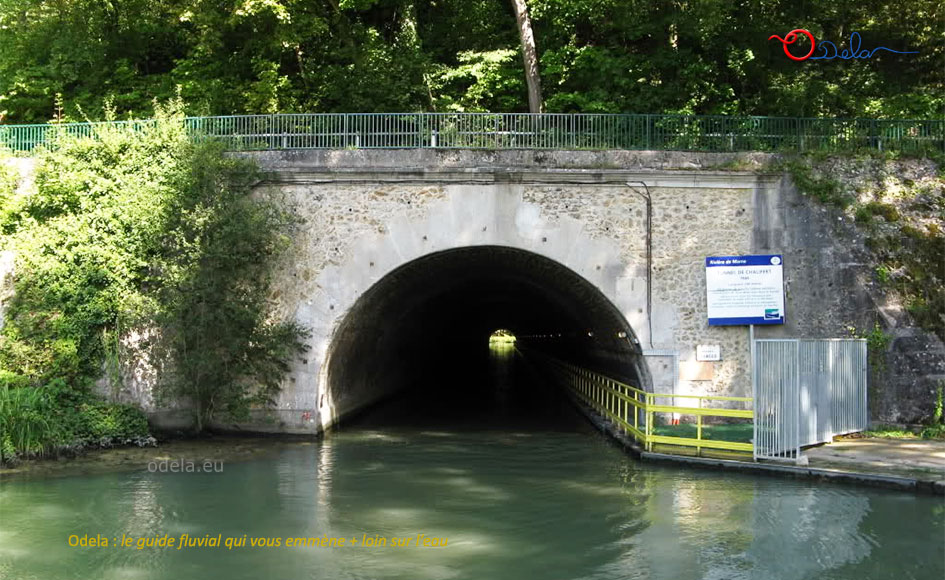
(324, 246, 650, 429)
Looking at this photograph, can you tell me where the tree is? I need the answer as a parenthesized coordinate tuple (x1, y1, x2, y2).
(153, 133, 310, 431)
(0, 0, 940, 120)
(510, 0, 543, 113)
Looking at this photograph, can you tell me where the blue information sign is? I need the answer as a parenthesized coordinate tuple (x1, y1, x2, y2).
(705, 255, 785, 325)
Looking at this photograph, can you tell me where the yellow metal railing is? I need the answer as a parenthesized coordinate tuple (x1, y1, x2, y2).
(535, 353, 754, 456)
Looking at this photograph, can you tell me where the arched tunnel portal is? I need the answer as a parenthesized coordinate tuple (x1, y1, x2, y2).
(323, 245, 650, 428)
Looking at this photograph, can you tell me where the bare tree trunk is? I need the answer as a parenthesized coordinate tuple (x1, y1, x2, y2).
(510, 0, 543, 113)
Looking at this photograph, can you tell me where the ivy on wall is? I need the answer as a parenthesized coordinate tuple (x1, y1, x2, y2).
(0, 100, 308, 459)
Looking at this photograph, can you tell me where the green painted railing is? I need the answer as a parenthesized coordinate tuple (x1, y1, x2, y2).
(1, 113, 942, 153)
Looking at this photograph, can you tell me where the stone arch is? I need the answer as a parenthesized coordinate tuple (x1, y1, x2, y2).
(282, 184, 651, 430)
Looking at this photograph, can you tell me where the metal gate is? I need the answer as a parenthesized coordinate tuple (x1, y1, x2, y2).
(753, 339, 868, 460)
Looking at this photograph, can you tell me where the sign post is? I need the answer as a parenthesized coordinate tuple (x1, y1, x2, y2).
(705, 254, 785, 461)
(750, 323, 755, 458)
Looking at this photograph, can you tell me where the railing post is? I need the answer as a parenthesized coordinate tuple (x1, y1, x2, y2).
(696, 398, 703, 457)
(604, 379, 609, 416)
(571, 114, 576, 149)
(623, 385, 627, 427)
(643, 393, 653, 451)
(646, 114, 652, 149)
(614, 382, 619, 425)
(796, 117, 802, 152)
(608, 380, 612, 416)
(343, 114, 349, 149)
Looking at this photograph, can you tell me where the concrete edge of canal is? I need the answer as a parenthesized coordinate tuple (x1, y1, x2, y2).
(571, 394, 945, 497)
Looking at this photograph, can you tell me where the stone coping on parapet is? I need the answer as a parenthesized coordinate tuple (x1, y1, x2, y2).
(241, 148, 778, 170)
(256, 168, 779, 190)
(256, 167, 780, 189)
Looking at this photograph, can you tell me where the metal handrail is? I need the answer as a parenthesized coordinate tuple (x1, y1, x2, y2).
(1, 112, 941, 153)
(534, 352, 755, 456)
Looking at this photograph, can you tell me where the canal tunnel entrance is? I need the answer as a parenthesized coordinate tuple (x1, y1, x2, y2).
(323, 246, 649, 428)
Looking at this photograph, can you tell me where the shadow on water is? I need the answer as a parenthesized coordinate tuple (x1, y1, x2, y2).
(348, 343, 594, 434)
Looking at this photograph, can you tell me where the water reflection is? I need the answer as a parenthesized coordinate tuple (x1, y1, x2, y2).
(744, 489, 871, 579)
(0, 430, 942, 579)
(489, 340, 515, 413)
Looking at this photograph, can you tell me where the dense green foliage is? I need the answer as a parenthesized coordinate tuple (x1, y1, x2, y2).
(152, 131, 309, 430)
(0, 0, 941, 123)
(0, 379, 150, 463)
(0, 382, 54, 460)
(924, 382, 945, 438)
(0, 153, 18, 227)
(0, 103, 307, 459)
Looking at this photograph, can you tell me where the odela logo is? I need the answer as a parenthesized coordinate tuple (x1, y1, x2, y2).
(768, 29, 917, 61)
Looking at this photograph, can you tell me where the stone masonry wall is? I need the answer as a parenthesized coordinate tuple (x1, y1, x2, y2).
(251, 150, 775, 432)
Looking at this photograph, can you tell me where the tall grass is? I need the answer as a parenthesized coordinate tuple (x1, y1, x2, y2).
(0, 385, 58, 462)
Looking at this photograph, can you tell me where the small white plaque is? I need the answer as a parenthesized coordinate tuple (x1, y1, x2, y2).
(696, 344, 721, 361)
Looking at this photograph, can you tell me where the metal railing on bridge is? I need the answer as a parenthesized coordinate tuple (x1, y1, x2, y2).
(534, 352, 755, 457)
(1, 113, 942, 154)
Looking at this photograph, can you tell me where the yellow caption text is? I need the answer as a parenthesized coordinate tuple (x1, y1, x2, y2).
(68, 533, 448, 549)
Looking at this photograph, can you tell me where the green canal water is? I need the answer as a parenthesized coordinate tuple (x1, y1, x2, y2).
(1, 348, 943, 579)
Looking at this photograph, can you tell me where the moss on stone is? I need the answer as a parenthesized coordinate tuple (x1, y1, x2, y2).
(785, 154, 944, 342)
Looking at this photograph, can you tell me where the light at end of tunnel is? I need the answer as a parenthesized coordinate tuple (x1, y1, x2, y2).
(489, 329, 516, 351)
